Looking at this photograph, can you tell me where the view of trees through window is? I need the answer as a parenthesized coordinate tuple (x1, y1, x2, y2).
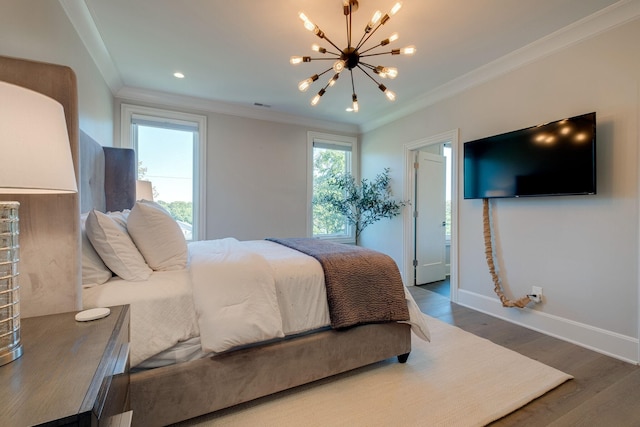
(312, 146, 350, 237)
(135, 124, 194, 240)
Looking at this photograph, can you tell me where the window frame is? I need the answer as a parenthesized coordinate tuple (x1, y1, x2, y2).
(307, 131, 358, 244)
(120, 103, 207, 241)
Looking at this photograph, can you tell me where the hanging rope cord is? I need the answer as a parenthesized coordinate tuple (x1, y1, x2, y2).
(482, 198, 532, 308)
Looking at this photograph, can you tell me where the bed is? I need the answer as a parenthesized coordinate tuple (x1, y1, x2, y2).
(79, 125, 430, 426)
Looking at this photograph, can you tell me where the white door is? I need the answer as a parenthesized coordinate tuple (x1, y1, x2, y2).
(415, 151, 446, 284)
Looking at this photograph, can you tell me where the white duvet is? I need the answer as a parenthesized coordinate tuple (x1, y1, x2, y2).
(83, 238, 430, 367)
(190, 238, 430, 354)
(189, 238, 285, 353)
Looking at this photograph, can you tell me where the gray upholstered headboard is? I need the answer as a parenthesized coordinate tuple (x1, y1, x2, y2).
(79, 130, 137, 213)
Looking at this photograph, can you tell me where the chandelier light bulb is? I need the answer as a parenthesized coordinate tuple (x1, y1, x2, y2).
(328, 73, 340, 86)
(299, 12, 316, 32)
(298, 74, 318, 92)
(333, 59, 346, 73)
(298, 79, 312, 92)
(389, 2, 403, 16)
(366, 10, 382, 32)
(352, 94, 359, 112)
(311, 88, 326, 106)
(385, 89, 396, 101)
(311, 44, 327, 54)
(381, 32, 399, 46)
(384, 67, 398, 79)
(290, 56, 304, 65)
(374, 66, 397, 79)
(381, 2, 402, 24)
(378, 84, 396, 101)
(400, 45, 416, 55)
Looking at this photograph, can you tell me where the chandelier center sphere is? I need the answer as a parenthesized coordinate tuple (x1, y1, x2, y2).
(342, 47, 360, 70)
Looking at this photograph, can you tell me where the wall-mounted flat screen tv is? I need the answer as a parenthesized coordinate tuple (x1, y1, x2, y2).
(464, 112, 596, 199)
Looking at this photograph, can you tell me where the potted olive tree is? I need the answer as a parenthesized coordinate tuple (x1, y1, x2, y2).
(315, 168, 407, 244)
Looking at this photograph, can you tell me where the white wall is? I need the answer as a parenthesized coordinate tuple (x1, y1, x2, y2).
(205, 114, 316, 240)
(361, 19, 640, 362)
(0, 0, 113, 144)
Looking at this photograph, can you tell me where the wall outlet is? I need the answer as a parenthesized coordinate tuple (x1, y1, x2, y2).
(530, 286, 543, 303)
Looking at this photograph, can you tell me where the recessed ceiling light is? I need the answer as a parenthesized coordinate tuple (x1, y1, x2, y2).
(173, 72, 185, 79)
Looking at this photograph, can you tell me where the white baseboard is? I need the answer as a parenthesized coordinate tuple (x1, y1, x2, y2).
(456, 289, 639, 364)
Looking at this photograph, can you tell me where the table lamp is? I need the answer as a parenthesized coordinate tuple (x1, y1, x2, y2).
(0, 81, 78, 366)
(136, 180, 154, 201)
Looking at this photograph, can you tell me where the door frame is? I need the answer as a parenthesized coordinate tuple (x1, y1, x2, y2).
(402, 129, 459, 302)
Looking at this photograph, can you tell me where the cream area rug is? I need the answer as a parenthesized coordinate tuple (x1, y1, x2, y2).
(175, 316, 572, 427)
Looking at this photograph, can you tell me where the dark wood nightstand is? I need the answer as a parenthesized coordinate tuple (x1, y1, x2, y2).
(0, 305, 131, 426)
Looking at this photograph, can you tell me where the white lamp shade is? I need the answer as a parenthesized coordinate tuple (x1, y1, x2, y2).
(0, 81, 77, 194)
(136, 180, 154, 201)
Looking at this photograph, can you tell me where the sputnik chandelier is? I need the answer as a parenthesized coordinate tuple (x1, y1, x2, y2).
(290, 0, 415, 112)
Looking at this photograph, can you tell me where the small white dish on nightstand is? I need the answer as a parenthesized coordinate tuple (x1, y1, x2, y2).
(75, 307, 111, 322)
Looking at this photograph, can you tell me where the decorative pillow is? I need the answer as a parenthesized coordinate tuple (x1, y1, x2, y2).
(127, 200, 188, 271)
(85, 209, 152, 281)
(80, 213, 112, 286)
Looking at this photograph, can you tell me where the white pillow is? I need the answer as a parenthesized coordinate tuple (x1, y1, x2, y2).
(108, 209, 130, 228)
(80, 213, 112, 286)
(127, 200, 188, 271)
(85, 209, 152, 281)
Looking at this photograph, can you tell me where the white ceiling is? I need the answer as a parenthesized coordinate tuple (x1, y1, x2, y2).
(63, 0, 626, 131)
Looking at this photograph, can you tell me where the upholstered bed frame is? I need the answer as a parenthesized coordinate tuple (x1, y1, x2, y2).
(79, 134, 411, 426)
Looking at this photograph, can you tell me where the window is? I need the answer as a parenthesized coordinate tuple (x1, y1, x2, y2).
(307, 132, 358, 243)
(121, 104, 206, 241)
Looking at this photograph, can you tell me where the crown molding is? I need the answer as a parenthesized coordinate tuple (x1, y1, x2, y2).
(59, 0, 123, 93)
(360, 0, 640, 133)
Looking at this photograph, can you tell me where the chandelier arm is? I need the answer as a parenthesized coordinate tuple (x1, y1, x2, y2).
(350, 69, 357, 94)
(346, 8, 352, 48)
(359, 62, 377, 72)
(359, 43, 385, 55)
(307, 49, 341, 57)
(354, 33, 368, 51)
(354, 22, 384, 51)
(360, 50, 395, 58)
(316, 67, 334, 79)
(306, 57, 342, 61)
(320, 34, 343, 54)
(317, 51, 341, 57)
(357, 64, 382, 86)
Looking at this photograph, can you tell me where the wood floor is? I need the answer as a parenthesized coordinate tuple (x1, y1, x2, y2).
(408, 284, 640, 426)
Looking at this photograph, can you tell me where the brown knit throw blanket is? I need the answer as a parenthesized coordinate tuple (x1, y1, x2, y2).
(267, 238, 409, 329)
